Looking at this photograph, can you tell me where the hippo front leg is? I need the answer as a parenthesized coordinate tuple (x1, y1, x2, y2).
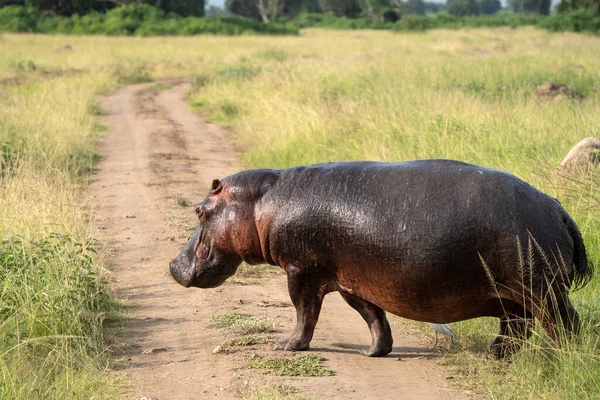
(275, 266, 331, 352)
(339, 292, 393, 357)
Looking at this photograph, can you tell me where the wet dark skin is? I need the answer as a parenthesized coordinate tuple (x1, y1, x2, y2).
(170, 160, 592, 358)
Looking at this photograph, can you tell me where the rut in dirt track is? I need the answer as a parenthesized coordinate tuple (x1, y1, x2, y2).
(90, 81, 468, 400)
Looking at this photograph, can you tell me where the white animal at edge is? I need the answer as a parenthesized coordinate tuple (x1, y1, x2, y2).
(429, 323, 455, 348)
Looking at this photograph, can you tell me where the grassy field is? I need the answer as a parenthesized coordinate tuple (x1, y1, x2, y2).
(1, 27, 599, 398)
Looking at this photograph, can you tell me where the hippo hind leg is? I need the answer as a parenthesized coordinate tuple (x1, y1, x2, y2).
(533, 287, 581, 343)
(339, 292, 393, 357)
(490, 305, 534, 359)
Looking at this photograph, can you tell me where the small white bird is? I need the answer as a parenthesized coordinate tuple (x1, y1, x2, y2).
(429, 323, 455, 348)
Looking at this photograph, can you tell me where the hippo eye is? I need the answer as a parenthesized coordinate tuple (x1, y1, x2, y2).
(195, 205, 204, 218)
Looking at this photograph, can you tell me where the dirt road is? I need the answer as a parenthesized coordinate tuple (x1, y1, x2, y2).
(90, 82, 469, 400)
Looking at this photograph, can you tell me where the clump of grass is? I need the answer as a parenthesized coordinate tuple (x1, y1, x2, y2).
(191, 74, 213, 91)
(218, 65, 262, 82)
(111, 62, 152, 84)
(231, 263, 283, 285)
(147, 83, 172, 92)
(257, 48, 288, 62)
(176, 197, 191, 207)
(210, 313, 278, 335)
(247, 355, 334, 377)
(224, 336, 271, 347)
(0, 234, 122, 399)
(245, 384, 314, 400)
(219, 101, 239, 119)
(10, 59, 38, 73)
(87, 102, 105, 116)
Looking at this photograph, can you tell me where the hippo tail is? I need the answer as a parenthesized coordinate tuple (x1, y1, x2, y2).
(564, 214, 593, 291)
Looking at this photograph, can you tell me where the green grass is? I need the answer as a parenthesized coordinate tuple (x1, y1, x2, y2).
(0, 235, 123, 399)
(147, 82, 173, 93)
(0, 66, 123, 397)
(245, 384, 314, 400)
(176, 197, 192, 207)
(0, 5, 299, 36)
(224, 336, 271, 347)
(231, 263, 284, 285)
(247, 355, 335, 377)
(210, 313, 278, 335)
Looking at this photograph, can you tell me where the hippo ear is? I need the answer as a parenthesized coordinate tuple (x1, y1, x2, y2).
(210, 179, 223, 195)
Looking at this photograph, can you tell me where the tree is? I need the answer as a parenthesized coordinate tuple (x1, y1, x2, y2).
(161, 0, 204, 16)
(557, 0, 600, 14)
(302, 0, 321, 12)
(358, 0, 388, 19)
(226, 0, 301, 21)
(478, 0, 500, 14)
(318, 0, 360, 17)
(405, 0, 425, 15)
(226, 0, 261, 19)
(424, 1, 446, 13)
(447, 0, 479, 16)
(509, 0, 551, 14)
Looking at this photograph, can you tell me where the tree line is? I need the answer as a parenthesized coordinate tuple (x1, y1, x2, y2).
(225, 0, 595, 24)
(0, 0, 205, 17)
(0, 0, 598, 32)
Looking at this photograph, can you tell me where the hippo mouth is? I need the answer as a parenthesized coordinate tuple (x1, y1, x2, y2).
(170, 227, 239, 289)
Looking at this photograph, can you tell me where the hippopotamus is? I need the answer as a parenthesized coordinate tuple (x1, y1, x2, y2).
(170, 160, 592, 358)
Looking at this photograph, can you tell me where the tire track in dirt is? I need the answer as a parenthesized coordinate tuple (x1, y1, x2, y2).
(90, 82, 469, 400)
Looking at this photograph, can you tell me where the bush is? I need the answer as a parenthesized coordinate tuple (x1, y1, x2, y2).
(390, 12, 542, 31)
(541, 9, 600, 33)
(0, 5, 40, 32)
(283, 12, 395, 29)
(394, 15, 433, 31)
(0, 4, 299, 35)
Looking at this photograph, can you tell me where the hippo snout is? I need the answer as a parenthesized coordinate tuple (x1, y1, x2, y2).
(169, 258, 194, 288)
(170, 229, 200, 288)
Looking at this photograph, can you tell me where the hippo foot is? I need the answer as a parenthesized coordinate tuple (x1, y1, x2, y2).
(273, 338, 310, 352)
(361, 343, 393, 357)
(489, 337, 518, 360)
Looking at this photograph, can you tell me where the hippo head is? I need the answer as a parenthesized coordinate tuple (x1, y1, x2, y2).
(170, 172, 276, 288)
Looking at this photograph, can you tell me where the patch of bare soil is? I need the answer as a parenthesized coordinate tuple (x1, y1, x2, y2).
(90, 82, 469, 400)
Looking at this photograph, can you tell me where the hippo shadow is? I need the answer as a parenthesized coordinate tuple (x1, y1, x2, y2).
(316, 343, 442, 359)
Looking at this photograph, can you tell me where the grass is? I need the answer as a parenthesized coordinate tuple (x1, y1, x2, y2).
(231, 263, 284, 285)
(210, 313, 278, 335)
(0, 63, 122, 397)
(247, 355, 335, 377)
(245, 384, 315, 400)
(1, 27, 599, 398)
(176, 197, 192, 207)
(224, 336, 271, 347)
(147, 82, 173, 93)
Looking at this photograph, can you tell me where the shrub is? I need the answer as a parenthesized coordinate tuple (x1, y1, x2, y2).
(0, 4, 298, 35)
(540, 9, 600, 33)
(394, 15, 433, 31)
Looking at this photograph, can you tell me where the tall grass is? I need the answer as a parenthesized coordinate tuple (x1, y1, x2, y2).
(0, 74, 124, 397)
(187, 27, 600, 398)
